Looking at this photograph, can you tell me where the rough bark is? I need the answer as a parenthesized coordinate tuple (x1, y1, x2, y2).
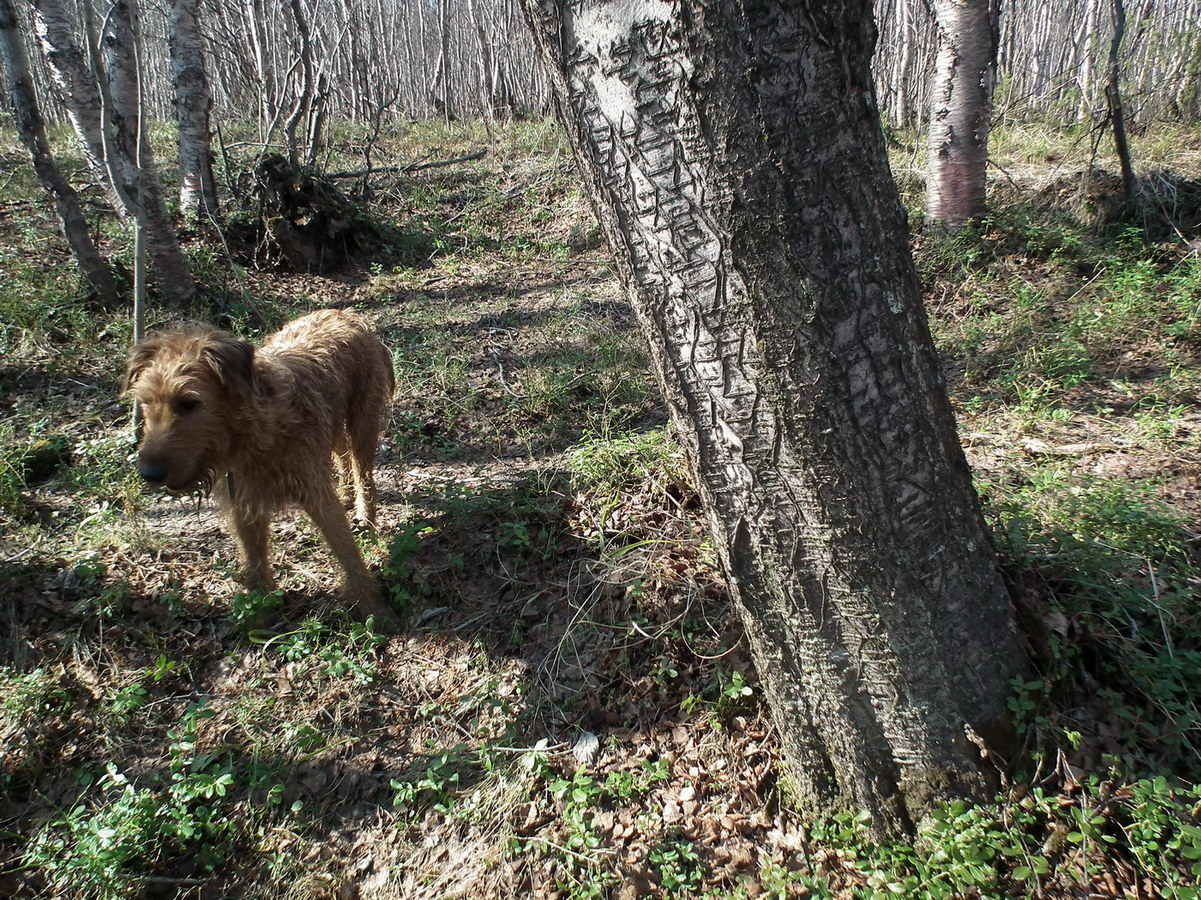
(926, 0, 997, 227)
(521, 0, 1022, 835)
(168, 0, 220, 221)
(0, 0, 119, 305)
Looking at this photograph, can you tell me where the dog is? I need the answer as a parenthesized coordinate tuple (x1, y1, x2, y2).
(122, 309, 399, 631)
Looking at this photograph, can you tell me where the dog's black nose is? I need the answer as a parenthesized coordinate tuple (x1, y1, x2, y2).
(138, 461, 169, 484)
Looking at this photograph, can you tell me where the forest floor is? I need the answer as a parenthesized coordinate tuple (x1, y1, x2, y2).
(1, 119, 1200, 899)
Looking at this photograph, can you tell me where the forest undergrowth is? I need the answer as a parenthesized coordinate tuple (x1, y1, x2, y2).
(1, 118, 1199, 898)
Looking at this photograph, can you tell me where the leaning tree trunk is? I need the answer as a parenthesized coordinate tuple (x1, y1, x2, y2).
(168, 0, 220, 222)
(926, 0, 998, 227)
(101, 0, 197, 304)
(1105, 0, 1137, 210)
(0, 0, 119, 305)
(30, 0, 196, 305)
(521, 0, 1022, 835)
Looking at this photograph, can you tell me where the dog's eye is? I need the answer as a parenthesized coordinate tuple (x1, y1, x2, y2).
(175, 398, 201, 415)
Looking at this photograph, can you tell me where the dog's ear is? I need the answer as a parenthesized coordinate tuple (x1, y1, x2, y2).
(122, 334, 168, 394)
(200, 331, 257, 403)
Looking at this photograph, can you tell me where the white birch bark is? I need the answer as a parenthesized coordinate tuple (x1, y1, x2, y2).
(926, 0, 996, 227)
(0, 0, 118, 304)
(168, 0, 219, 221)
(101, 0, 196, 304)
(31, 0, 195, 304)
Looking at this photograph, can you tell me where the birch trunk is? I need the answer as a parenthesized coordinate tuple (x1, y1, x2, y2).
(522, 0, 1022, 836)
(29, 0, 128, 212)
(100, 0, 197, 304)
(0, 0, 118, 305)
(31, 0, 196, 305)
(926, 0, 996, 227)
(168, 0, 219, 221)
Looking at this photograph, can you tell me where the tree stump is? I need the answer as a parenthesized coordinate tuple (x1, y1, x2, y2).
(233, 153, 371, 272)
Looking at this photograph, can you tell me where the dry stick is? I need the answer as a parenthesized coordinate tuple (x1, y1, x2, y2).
(132, 0, 147, 438)
(325, 148, 487, 179)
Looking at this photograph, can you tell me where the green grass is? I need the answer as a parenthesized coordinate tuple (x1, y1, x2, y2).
(983, 469, 1200, 776)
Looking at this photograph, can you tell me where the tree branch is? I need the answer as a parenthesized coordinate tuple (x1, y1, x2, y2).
(326, 148, 486, 179)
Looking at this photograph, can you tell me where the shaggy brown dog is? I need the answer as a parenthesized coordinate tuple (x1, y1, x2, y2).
(123, 309, 399, 631)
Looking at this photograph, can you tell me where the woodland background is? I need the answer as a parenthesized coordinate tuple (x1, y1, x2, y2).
(1, 0, 1200, 898)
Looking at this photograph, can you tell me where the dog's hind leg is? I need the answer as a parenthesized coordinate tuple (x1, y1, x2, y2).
(344, 399, 385, 529)
(300, 475, 398, 632)
(332, 432, 355, 509)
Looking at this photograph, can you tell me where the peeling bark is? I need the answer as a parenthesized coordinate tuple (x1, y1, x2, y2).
(0, 0, 118, 305)
(926, 0, 997, 227)
(522, 0, 1022, 835)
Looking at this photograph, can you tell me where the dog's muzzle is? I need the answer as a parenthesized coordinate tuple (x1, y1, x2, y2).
(138, 460, 169, 484)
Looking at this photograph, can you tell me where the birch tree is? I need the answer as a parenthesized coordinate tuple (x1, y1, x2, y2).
(0, 0, 118, 305)
(30, 0, 196, 304)
(168, 0, 218, 221)
(100, 0, 196, 302)
(926, 0, 997, 227)
(521, 0, 1022, 835)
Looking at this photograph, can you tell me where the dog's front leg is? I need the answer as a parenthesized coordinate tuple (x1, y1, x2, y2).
(301, 479, 399, 633)
(229, 508, 276, 591)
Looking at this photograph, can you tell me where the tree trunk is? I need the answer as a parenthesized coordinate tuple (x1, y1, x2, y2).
(168, 0, 220, 221)
(29, 0, 129, 212)
(100, 0, 197, 305)
(521, 0, 1022, 835)
(0, 0, 119, 305)
(926, 0, 997, 227)
(282, 0, 316, 166)
(30, 0, 196, 305)
(1105, 0, 1137, 210)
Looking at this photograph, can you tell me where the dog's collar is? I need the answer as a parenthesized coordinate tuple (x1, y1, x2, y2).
(226, 472, 237, 500)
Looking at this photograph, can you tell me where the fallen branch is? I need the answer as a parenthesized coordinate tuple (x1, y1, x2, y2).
(327, 148, 486, 179)
(1021, 438, 1122, 457)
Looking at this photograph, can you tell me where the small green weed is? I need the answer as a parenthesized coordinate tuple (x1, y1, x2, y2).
(391, 744, 490, 823)
(514, 754, 671, 895)
(24, 703, 242, 899)
(649, 835, 704, 893)
(681, 666, 755, 726)
(800, 776, 1201, 898)
(254, 616, 389, 685)
(230, 586, 285, 626)
(1, 666, 69, 721)
(382, 519, 433, 610)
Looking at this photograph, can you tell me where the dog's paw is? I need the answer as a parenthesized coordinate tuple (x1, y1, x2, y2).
(342, 579, 400, 635)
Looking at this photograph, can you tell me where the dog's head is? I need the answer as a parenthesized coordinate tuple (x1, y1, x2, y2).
(122, 326, 256, 492)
